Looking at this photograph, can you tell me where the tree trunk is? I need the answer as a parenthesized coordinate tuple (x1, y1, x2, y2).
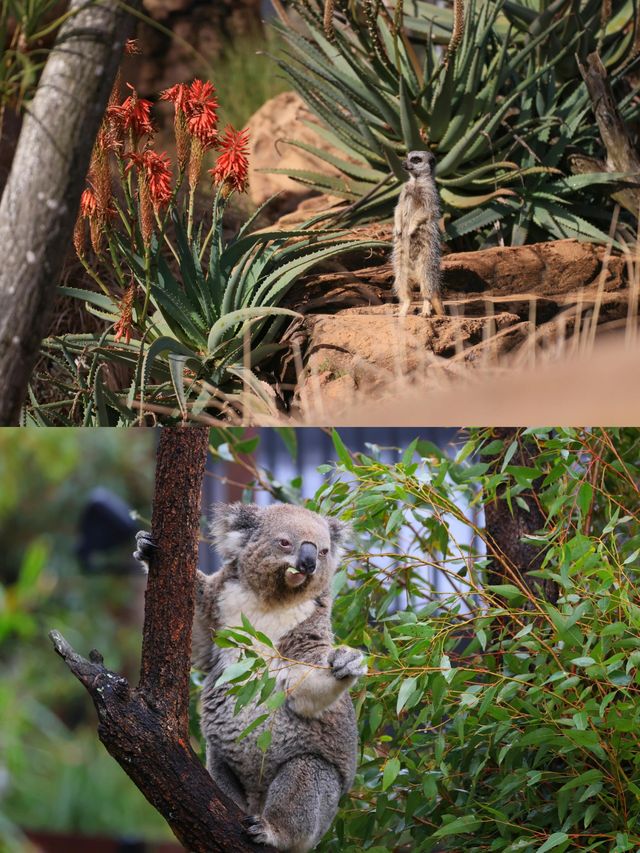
(577, 51, 640, 217)
(483, 427, 558, 604)
(49, 426, 273, 852)
(0, 0, 137, 425)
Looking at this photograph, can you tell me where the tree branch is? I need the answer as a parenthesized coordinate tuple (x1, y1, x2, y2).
(0, 0, 138, 425)
(49, 426, 273, 852)
(577, 51, 640, 217)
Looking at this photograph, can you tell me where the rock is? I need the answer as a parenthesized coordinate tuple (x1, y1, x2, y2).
(290, 238, 635, 421)
(247, 91, 353, 213)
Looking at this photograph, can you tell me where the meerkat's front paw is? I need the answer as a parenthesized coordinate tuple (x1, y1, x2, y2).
(133, 531, 157, 572)
(329, 646, 367, 682)
(242, 815, 280, 848)
(398, 300, 411, 317)
(421, 298, 434, 317)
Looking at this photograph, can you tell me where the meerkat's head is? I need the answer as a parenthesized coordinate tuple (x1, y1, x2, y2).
(210, 502, 351, 604)
(403, 150, 436, 179)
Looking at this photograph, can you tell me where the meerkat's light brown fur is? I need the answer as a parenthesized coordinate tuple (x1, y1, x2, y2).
(392, 150, 444, 317)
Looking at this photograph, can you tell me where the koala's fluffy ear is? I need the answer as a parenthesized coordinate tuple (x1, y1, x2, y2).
(210, 502, 261, 561)
(328, 517, 352, 560)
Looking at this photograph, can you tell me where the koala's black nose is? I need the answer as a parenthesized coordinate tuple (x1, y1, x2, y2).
(296, 542, 318, 575)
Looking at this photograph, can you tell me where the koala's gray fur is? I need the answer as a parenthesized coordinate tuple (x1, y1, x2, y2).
(134, 502, 366, 853)
(392, 150, 444, 317)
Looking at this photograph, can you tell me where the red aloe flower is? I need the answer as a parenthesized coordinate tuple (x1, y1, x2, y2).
(209, 125, 250, 194)
(108, 84, 154, 139)
(80, 188, 98, 218)
(160, 83, 191, 170)
(126, 149, 173, 208)
(142, 150, 173, 207)
(160, 82, 190, 112)
(184, 79, 218, 143)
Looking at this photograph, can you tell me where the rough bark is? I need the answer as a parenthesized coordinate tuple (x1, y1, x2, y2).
(577, 51, 640, 216)
(483, 428, 558, 604)
(0, 0, 137, 425)
(49, 426, 272, 853)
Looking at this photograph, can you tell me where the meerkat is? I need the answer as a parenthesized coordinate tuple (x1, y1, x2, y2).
(134, 502, 366, 853)
(392, 150, 444, 317)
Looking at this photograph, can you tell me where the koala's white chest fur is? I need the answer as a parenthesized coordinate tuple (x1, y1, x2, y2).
(217, 580, 316, 653)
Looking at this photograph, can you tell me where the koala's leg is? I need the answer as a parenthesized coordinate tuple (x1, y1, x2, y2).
(206, 745, 248, 812)
(243, 755, 341, 853)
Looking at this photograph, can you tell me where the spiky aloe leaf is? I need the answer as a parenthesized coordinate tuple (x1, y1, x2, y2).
(142, 337, 199, 398)
(445, 201, 517, 239)
(440, 188, 518, 208)
(206, 307, 301, 354)
(58, 286, 119, 312)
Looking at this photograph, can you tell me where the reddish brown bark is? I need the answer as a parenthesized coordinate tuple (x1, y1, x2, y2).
(50, 426, 273, 852)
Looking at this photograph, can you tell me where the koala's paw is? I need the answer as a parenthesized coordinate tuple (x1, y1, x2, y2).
(133, 531, 157, 572)
(242, 815, 278, 847)
(329, 646, 367, 682)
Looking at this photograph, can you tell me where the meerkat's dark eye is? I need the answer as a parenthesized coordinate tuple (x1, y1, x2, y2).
(319, 547, 329, 557)
(279, 538, 292, 549)
(410, 155, 421, 163)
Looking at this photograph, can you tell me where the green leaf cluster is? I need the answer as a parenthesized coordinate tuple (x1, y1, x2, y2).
(273, 0, 639, 246)
(28, 202, 385, 425)
(303, 427, 640, 851)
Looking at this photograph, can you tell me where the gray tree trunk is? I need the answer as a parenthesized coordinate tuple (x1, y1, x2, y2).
(0, 0, 137, 425)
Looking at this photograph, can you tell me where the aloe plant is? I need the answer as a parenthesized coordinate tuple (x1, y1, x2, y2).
(271, 0, 639, 246)
(30, 203, 385, 425)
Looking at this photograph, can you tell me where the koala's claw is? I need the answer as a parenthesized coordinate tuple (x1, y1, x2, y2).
(133, 530, 157, 569)
(329, 646, 367, 681)
(242, 815, 274, 846)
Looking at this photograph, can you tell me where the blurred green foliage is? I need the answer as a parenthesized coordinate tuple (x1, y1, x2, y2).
(0, 430, 172, 849)
(210, 30, 290, 130)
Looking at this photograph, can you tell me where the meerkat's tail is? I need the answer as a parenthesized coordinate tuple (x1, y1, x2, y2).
(430, 292, 445, 316)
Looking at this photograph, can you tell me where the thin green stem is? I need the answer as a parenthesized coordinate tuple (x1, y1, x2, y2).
(140, 245, 152, 323)
(78, 256, 118, 304)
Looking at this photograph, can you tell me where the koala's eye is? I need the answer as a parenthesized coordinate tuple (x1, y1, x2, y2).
(319, 547, 329, 557)
(279, 538, 292, 549)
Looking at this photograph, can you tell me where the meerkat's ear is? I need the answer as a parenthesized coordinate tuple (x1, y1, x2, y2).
(210, 502, 262, 560)
(328, 517, 352, 560)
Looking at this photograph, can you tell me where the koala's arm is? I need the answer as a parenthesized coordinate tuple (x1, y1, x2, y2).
(284, 647, 367, 718)
(278, 616, 366, 719)
(133, 531, 221, 672)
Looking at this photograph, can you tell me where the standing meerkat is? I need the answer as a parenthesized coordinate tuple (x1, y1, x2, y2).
(392, 150, 444, 317)
(134, 502, 366, 853)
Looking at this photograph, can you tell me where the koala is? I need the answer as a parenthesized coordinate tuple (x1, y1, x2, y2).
(134, 502, 366, 853)
(392, 149, 444, 317)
